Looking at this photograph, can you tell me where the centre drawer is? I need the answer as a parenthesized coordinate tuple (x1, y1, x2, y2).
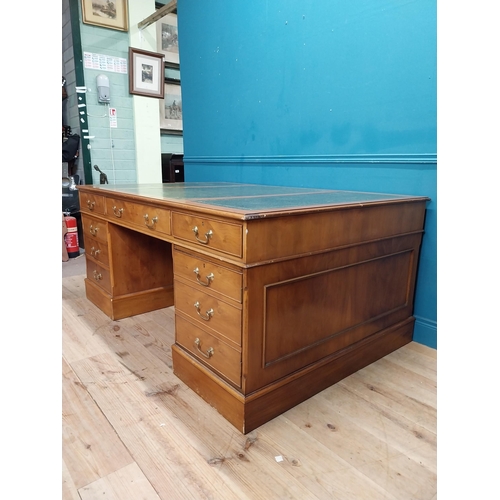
(105, 197, 171, 236)
(172, 212, 243, 258)
(174, 280, 242, 346)
(173, 248, 243, 303)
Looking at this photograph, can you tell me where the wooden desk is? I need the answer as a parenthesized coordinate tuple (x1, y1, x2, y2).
(78, 182, 429, 433)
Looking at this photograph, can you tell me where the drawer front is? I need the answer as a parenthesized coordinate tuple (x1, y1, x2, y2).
(86, 240, 109, 266)
(81, 214, 108, 245)
(173, 249, 243, 303)
(174, 280, 242, 346)
(172, 212, 243, 258)
(86, 260, 111, 293)
(79, 192, 106, 215)
(105, 198, 171, 236)
(175, 315, 241, 387)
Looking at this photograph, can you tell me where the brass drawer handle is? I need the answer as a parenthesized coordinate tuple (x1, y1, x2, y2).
(90, 246, 101, 257)
(193, 267, 214, 287)
(112, 206, 123, 218)
(144, 214, 158, 229)
(92, 270, 102, 281)
(89, 225, 98, 236)
(86, 200, 95, 210)
(194, 338, 214, 359)
(192, 226, 213, 244)
(194, 301, 214, 321)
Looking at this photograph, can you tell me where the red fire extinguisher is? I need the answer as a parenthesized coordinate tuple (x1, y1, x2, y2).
(64, 215, 80, 258)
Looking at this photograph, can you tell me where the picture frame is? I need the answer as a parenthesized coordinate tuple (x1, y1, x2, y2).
(128, 48, 165, 99)
(156, 13, 180, 65)
(164, 62, 181, 84)
(160, 83, 183, 132)
(81, 0, 128, 32)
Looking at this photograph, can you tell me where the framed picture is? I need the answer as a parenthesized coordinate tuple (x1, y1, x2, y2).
(128, 48, 165, 99)
(164, 62, 181, 84)
(156, 13, 179, 64)
(160, 83, 183, 132)
(81, 0, 128, 31)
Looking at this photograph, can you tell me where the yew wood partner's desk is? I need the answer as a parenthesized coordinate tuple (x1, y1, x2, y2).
(78, 182, 429, 433)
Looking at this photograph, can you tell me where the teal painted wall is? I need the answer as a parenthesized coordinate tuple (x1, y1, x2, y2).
(160, 133, 184, 154)
(78, 14, 135, 185)
(177, 0, 437, 347)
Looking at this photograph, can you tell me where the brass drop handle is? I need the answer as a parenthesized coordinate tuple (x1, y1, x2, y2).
(144, 214, 158, 229)
(89, 225, 98, 236)
(194, 301, 214, 321)
(86, 200, 95, 210)
(90, 247, 100, 257)
(192, 226, 213, 244)
(93, 270, 102, 281)
(112, 206, 123, 218)
(193, 267, 214, 287)
(194, 338, 214, 359)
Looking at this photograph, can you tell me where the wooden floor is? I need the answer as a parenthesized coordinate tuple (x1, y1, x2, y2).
(62, 274, 437, 500)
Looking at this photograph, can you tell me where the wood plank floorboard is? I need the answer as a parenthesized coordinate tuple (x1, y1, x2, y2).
(62, 358, 134, 490)
(62, 274, 437, 499)
(78, 462, 162, 500)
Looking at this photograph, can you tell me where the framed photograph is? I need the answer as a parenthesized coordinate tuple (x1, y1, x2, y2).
(160, 83, 183, 132)
(156, 13, 179, 64)
(81, 0, 128, 31)
(128, 48, 165, 99)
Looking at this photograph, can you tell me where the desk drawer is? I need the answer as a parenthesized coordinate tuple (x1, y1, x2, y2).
(86, 260, 111, 293)
(174, 280, 242, 346)
(87, 240, 109, 266)
(105, 198, 171, 236)
(172, 212, 243, 258)
(175, 315, 241, 387)
(173, 248, 242, 303)
(80, 192, 106, 215)
(82, 214, 108, 245)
